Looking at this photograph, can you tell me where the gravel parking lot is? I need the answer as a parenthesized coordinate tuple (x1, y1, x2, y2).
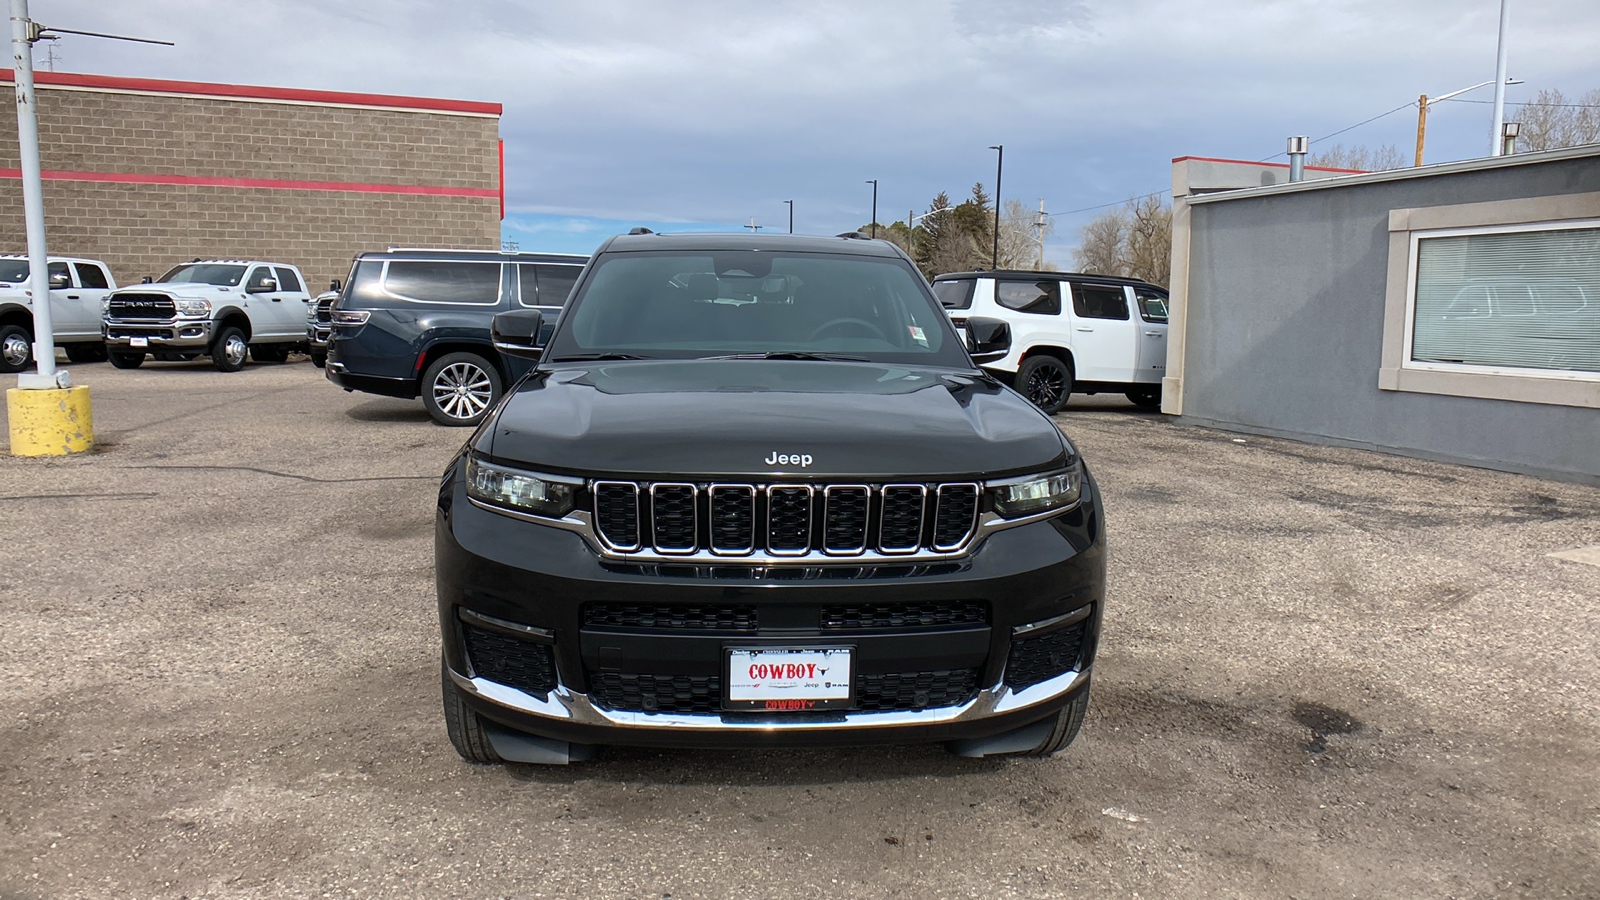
(2, 360, 1597, 899)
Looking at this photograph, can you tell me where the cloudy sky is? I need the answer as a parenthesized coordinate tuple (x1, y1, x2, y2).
(36, 0, 1600, 264)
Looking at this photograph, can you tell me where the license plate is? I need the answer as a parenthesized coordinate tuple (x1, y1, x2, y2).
(129, 337, 148, 348)
(725, 647, 852, 711)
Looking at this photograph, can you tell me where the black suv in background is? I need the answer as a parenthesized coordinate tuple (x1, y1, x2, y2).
(437, 232, 1106, 765)
(325, 248, 588, 425)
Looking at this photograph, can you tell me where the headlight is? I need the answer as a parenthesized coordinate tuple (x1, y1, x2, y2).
(174, 298, 210, 316)
(465, 456, 577, 518)
(332, 310, 370, 326)
(986, 464, 1082, 518)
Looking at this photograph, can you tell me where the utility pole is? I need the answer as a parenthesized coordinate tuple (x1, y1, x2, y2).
(865, 180, 877, 238)
(783, 199, 792, 234)
(1414, 93, 1428, 167)
(1034, 197, 1046, 270)
(988, 145, 1003, 268)
(745, 217, 762, 232)
(5, 0, 169, 456)
(1490, 0, 1512, 156)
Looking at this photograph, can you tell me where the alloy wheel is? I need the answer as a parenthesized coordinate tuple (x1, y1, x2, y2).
(432, 362, 493, 421)
(2, 332, 29, 367)
(1027, 367, 1064, 408)
(224, 334, 247, 367)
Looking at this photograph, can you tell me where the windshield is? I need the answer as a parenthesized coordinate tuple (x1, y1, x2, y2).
(158, 264, 247, 286)
(546, 249, 970, 366)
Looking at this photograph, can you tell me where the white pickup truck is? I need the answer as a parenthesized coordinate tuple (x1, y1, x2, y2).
(102, 259, 313, 371)
(0, 254, 118, 373)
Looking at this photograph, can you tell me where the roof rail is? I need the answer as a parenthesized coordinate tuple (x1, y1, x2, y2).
(627, 227, 654, 235)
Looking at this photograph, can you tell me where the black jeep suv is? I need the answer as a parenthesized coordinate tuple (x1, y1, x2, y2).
(436, 231, 1105, 764)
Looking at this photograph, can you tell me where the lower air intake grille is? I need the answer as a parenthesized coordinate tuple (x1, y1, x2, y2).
(855, 669, 980, 711)
(462, 625, 557, 698)
(1005, 620, 1088, 690)
(583, 604, 758, 632)
(821, 601, 988, 631)
(588, 673, 720, 713)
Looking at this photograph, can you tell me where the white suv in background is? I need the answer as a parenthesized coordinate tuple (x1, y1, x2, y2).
(933, 270, 1169, 413)
(0, 254, 118, 372)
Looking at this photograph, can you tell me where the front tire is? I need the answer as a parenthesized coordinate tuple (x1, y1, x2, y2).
(250, 344, 289, 363)
(211, 327, 249, 372)
(442, 662, 502, 764)
(108, 351, 146, 369)
(1017, 354, 1073, 414)
(422, 352, 503, 427)
(0, 323, 32, 373)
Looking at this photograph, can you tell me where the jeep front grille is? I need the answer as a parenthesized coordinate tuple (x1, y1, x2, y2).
(591, 480, 980, 559)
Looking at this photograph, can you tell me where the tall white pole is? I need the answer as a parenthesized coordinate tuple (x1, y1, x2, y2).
(1489, 0, 1511, 157)
(10, 0, 61, 387)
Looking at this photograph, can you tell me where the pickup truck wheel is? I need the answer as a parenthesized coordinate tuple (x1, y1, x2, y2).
(108, 351, 146, 369)
(250, 344, 289, 363)
(1125, 387, 1161, 409)
(422, 352, 502, 427)
(1017, 355, 1072, 414)
(441, 661, 503, 764)
(211, 327, 249, 372)
(1012, 689, 1090, 758)
(309, 349, 327, 368)
(0, 323, 32, 373)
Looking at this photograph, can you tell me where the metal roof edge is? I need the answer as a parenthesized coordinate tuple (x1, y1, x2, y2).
(1184, 144, 1600, 205)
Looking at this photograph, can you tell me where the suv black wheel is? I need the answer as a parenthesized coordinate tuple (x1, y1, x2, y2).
(211, 327, 249, 372)
(422, 352, 503, 427)
(1125, 386, 1161, 409)
(108, 351, 146, 369)
(0, 323, 32, 373)
(441, 662, 503, 764)
(1017, 355, 1072, 414)
(250, 344, 289, 363)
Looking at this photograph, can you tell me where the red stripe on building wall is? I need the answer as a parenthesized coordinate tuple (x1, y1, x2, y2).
(0, 68, 502, 116)
(0, 168, 498, 198)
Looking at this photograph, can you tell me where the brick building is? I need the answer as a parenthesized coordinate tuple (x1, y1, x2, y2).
(0, 69, 502, 292)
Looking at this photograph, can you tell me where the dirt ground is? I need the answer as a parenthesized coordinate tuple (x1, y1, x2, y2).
(1, 360, 1597, 899)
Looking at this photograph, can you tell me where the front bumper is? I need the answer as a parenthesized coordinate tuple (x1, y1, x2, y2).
(308, 325, 330, 350)
(105, 317, 213, 350)
(436, 460, 1106, 749)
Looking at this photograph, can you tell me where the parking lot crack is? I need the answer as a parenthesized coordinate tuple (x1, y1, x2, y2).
(122, 464, 434, 484)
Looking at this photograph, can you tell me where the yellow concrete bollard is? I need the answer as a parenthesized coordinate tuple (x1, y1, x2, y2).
(7, 384, 93, 456)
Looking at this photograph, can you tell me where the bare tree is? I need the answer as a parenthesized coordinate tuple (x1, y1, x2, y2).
(1071, 195, 1171, 286)
(1306, 142, 1406, 171)
(1072, 208, 1128, 277)
(1514, 88, 1600, 151)
(996, 198, 1053, 270)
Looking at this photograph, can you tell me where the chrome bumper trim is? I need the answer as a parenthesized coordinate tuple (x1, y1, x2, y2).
(448, 666, 1083, 731)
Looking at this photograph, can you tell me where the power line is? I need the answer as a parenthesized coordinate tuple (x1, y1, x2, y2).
(1261, 100, 1419, 160)
(1041, 189, 1170, 219)
(1441, 97, 1600, 109)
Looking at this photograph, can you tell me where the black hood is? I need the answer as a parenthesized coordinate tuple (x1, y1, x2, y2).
(480, 359, 1071, 479)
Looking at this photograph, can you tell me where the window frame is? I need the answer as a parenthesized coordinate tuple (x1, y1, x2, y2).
(1379, 193, 1600, 409)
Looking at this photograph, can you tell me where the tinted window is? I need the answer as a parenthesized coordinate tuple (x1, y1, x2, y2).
(995, 279, 1061, 315)
(47, 261, 69, 283)
(383, 260, 500, 304)
(245, 267, 277, 291)
(534, 264, 581, 307)
(344, 260, 386, 308)
(273, 267, 304, 293)
(932, 279, 975, 310)
(1071, 283, 1129, 320)
(548, 249, 966, 366)
(0, 260, 28, 282)
(74, 262, 110, 289)
(161, 264, 246, 286)
(1134, 287, 1168, 323)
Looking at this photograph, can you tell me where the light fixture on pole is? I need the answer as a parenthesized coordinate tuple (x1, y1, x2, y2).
(1501, 121, 1520, 155)
(783, 199, 793, 234)
(865, 180, 877, 238)
(988, 145, 1003, 268)
(1413, 77, 1522, 166)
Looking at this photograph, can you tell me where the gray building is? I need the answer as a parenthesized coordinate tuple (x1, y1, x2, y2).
(1162, 146, 1600, 485)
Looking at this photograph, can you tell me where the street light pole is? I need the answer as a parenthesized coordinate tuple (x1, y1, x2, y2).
(1490, 0, 1512, 156)
(865, 180, 877, 238)
(988, 145, 1002, 268)
(10, 0, 59, 390)
(783, 199, 792, 234)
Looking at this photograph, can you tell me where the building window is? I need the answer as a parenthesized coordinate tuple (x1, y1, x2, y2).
(1408, 222, 1600, 378)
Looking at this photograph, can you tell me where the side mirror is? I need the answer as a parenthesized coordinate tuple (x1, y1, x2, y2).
(964, 316, 1011, 364)
(48, 272, 70, 289)
(247, 278, 278, 294)
(329, 279, 341, 292)
(491, 309, 544, 360)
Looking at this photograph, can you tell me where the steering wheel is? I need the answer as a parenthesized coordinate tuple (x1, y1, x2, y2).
(808, 317, 887, 342)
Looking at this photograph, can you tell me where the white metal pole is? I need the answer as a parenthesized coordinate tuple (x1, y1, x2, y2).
(1489, 0, 1511, 156)
(11, 0, 61, 387)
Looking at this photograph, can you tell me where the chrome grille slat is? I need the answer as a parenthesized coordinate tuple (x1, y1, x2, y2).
(591, 478, 980, 560)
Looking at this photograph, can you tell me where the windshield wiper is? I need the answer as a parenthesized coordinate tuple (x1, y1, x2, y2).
(704, 351, 870, 362)
(547, 352, 648, 361)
